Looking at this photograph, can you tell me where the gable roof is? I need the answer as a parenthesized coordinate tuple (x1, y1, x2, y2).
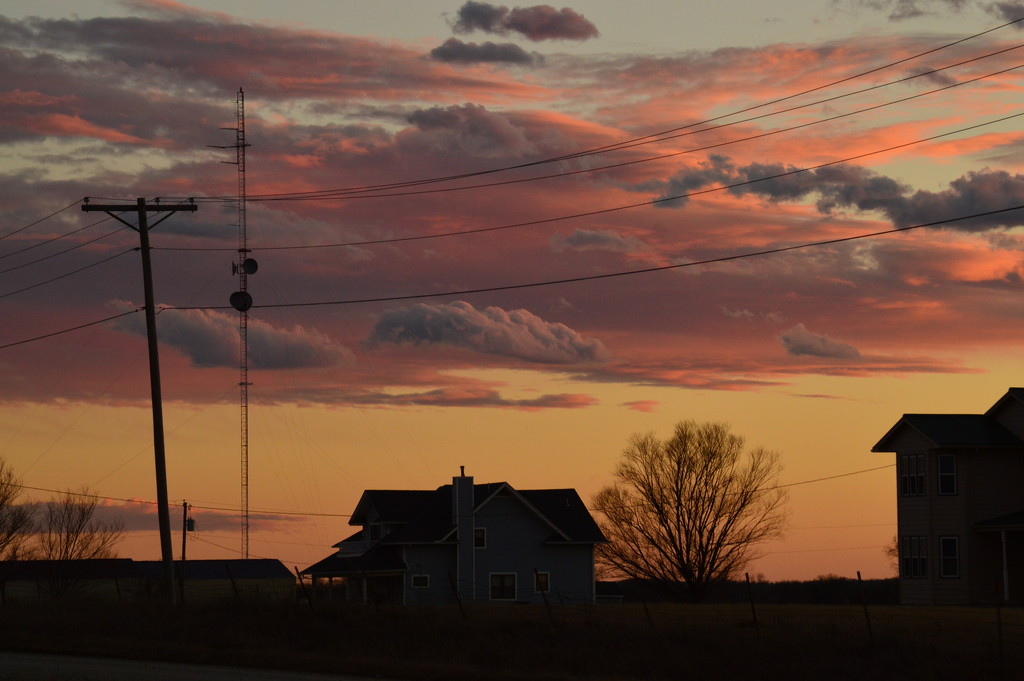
(343, 481, 605, 545)
(872, 413, 1023, 452)
(515, 488, 606, 543)
(985, 387, 1024, 417)
(350, 490, 437, 525)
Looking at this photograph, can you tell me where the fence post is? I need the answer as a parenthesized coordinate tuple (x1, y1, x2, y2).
(535, 568, 556, 635)
(996, 603, 1004, 663)
(857, 571, 874, 647)
(745, 573, 760, 638)
(447, 571, 467, 620)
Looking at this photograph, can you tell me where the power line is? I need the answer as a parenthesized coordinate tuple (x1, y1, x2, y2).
(0, 247, 136, 300)
(773, 464, 894, 490)
(167, 204, 1024, 311)
(163, 15, 1024, 203)
(157, 108, 1024, 253)
(4, 202, 1021, 348)
(238, 48, 1024, 204)
(13, 483, 352, 518)
(0, 308, 142, 350)
(17, 462, 895, 521)
(0, 226, 131, 275)
(0, 200, 79, 241)
(0, 214, 116, 262)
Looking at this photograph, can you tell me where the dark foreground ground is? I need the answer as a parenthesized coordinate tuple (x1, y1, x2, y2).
(1, 599, 1022, 681)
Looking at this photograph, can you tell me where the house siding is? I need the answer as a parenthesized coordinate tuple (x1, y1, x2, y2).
(404, 544, 456, 606)
(473, 495, 595, 604)
(877, 390, 1024, 605)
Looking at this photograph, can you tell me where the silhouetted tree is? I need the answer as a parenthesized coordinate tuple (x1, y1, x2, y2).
(37, 488, 125, 595)
(0, 458, 35, 561)
(884, 534, 898, 575)
(593, 420, 788, 602)
(38, 488, 124, 561)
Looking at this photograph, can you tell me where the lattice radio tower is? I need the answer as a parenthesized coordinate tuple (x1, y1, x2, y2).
(220, 88, 255, 559)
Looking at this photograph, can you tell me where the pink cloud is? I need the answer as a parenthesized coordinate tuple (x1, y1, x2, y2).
(622, 400, 658, 412)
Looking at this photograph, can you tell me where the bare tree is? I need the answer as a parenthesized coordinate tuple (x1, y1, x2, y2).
(592, 420, 788, 602)
(38, 488, 124, 561)
(884, 534, 899, 575)
(0, 458, 35, 561)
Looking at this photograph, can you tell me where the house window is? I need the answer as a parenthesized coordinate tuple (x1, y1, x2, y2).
(899, 454, 925, 496)
(489, 573, 516, 600)
(474, 527, 486, 548)
(940, 537, 959, 578)
(534, 572, 550, 593)
(367, 523, 381, 540)
(411, 574, 429, 588)
(900, 535, 928, 579)
(937, 455, 957, 495)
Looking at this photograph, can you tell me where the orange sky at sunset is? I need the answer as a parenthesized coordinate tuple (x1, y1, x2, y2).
(2, 0, 1024, 581)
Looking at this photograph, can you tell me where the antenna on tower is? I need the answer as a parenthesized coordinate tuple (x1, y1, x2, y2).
(216, 88, 255, 559)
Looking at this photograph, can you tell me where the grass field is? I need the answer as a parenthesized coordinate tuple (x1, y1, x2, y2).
(1, 599, 1022, 680)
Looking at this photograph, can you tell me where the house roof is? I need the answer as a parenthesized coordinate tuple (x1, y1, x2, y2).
(350, 490, 437, 525)
(347, 482, 604, 545)
(515, 488, 606, 544)
(872, 413, 1023, 452)
(301, 543, 405, 576)
(985, 387, 1024, 416)
(976, 509, 1024, 531)
(304, 480, 605, 576)
(133, 559, 294, 581)
(0, 558, 294, 582)
(0, 558, 137, 582)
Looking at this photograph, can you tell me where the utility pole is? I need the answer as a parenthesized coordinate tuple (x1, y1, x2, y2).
(82, 197, 196, 603)
(180, 500, 193, 603)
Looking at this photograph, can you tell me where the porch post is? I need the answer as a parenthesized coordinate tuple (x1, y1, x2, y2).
(1001, 529, 1010, 602)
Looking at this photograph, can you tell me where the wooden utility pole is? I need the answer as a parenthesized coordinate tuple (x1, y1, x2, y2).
(82, 197, 196, 603)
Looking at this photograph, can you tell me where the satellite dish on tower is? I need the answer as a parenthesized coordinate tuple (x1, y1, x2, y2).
(230, 291, 253, 311)
(232, 258, 259, 275)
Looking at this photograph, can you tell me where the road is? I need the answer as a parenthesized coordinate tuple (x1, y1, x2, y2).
(0, 652, 390, 681)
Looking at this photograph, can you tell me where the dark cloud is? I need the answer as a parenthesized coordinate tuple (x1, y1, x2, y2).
(985, 2, 1024, 23)
(650, 157, 1024, 232)
(830, 0, 969, 20)
(641, 155, 736, 207)
(451, 1, 599, 41)
(365, 300, 611, 364)
(405, 103, 536, 157)
(429, 37, 539, 64)
(779, 323, 862, 359)
(110, 302, 352, 369)
(551, 228, 644, 253)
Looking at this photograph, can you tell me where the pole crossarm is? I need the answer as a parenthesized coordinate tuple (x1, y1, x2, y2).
(82, 200, 196, 226)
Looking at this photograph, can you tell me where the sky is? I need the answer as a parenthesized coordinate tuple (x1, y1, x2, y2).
(1, 0, 1023, 581)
